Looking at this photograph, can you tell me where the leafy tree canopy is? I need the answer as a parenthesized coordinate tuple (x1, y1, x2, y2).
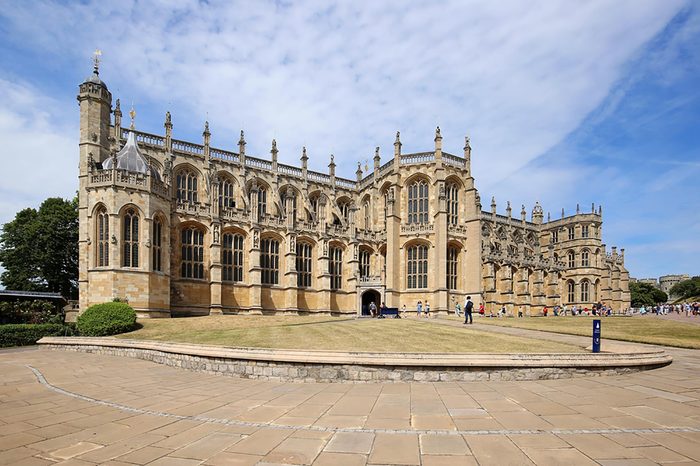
(629, 281, 667, 307)
(0, 197, 78, 298)
(669, 276, 700, 301)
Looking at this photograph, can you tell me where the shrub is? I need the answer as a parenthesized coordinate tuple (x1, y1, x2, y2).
(0, 323, 67, 347)
(76, 302, 137, 336)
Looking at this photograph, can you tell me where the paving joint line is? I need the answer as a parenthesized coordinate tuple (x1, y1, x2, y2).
(27, 364, 700, 437)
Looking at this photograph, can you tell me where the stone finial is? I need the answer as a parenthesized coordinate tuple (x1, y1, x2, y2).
(561, 208, 565, 218)
(203, 120, 210, 136)
(435, 126, 442, 140)
(356, 162, 363, 181)
(576, 203, 580, 214)
(238, 130, 246, 155)
(591, 202, 595, 213)
(114, 98, 122, 116)
(491, 196, 497, 214)
(271, 139, 278, 155)
(394, 131, 401, 146)
(164, 110, 172, 127)
(129, 105, 136, 130)
(329, 154, 335, 167)
(506, 201, 512, 217)
(521, 204, 526, 220)
(547, 212, 551, 222)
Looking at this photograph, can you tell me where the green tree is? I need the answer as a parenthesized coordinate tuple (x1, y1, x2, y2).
(669, 276, 700, 300)
(0, 197, 78, 298)
(629, 281, 668, 307)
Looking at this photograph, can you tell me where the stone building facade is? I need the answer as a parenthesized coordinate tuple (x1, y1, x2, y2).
(77, 66, 630, 318)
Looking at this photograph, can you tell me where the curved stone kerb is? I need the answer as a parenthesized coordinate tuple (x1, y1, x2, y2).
(38, 337, 672, 371)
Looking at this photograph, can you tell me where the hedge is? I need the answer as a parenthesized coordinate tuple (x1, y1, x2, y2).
(0, 300, 63, 325)
(0, 323, 68, 347)
(76, 302, 137, 336)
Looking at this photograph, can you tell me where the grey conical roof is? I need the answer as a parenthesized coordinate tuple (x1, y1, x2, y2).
(103, 131, 161, 180)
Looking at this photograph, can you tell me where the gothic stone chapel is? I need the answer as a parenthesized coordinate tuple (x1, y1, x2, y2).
(77, 63, 631, 318)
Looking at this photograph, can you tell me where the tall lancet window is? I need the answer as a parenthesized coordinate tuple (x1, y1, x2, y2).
(122, 208, 139, 268)
(96, 207, 109, 267)
(446, 182, 458, 225)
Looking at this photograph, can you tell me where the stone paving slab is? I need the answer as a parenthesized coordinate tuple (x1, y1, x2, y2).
(1, 323, 699, 465)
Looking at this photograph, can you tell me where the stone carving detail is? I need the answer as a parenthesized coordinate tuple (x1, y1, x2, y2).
(213, 224, 220, 245)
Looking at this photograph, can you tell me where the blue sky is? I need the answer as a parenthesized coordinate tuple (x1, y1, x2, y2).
(0, 0, 697, 279)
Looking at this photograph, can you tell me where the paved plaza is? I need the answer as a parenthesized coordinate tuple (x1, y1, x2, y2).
(1, 323, 699, 465)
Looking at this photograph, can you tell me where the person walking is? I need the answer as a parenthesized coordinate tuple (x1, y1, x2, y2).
(416, 300, 422, 318)
(369, 301, 377, 318)
(464, 296, 474, 324)
(455, 302, 462, 317)
(425, 300, 431, 318)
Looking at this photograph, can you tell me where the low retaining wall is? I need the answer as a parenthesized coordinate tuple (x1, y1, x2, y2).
(38, 337, 672, 383)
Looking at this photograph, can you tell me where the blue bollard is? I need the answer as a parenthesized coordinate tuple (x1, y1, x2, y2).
(592, 319, 601, 353)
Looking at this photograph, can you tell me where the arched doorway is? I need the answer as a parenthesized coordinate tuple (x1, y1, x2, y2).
(361, 289, 381, 316)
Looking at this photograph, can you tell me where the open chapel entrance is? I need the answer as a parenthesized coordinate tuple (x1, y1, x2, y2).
(361, 289, 381, 316)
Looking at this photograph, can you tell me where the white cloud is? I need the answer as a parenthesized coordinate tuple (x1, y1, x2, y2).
(0, 79, 76, 225)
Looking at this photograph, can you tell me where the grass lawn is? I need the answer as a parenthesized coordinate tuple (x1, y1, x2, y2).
(472, 315, 700, 349)
(118, 315, 583, 353)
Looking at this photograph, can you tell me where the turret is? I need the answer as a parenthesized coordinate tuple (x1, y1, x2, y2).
(532, 201, 544, 225)
(77, 49, 112, 165)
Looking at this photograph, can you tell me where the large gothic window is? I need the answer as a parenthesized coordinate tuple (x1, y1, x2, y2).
(152, 217, 163, 272)
(567, 250, 576, 268)
(260, 238, 279, 285)
(581, 279, 590, 302)
(447, 246, 458, 290)
(219, 178, 235, 209)
(222, 233, 244, 282)
(359, 249, 371, 279)
(296, 242, 312, 288)
(551, 230, 559, 243)
(581, 249, 590, 267)
(330, 246, 343, 290)
(568, 226, 575, 240)
(176, 170, 198, 204)
(122, 208, 139, 268)
(249, 187, 267, 220)
(446, 182, 458, 225)
(181, 226, 205, 279)
(407, 244, 428, 289)
(582, 225, 589, 238)
(567, 280, 575, 303)
(408, 179, 429, 224)
(96, 207, 109, 267)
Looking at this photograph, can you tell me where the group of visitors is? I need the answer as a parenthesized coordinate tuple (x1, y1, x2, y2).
(637, 302, 700, 316)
